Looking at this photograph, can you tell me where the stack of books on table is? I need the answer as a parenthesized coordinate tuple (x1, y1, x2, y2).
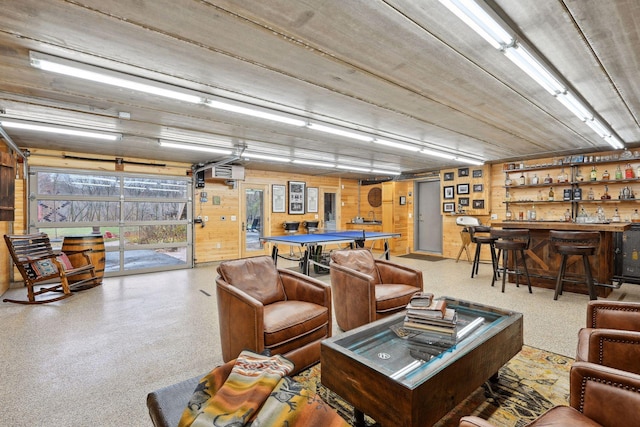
(403, 293, 457, 336)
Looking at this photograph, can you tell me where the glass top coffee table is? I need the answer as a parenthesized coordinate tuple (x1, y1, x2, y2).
(321, 297, 523, 427)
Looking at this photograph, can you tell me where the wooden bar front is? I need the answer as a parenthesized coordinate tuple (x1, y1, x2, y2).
(491, 221, 631, 298)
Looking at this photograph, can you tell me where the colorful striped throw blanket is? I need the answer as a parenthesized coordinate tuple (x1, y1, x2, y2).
(179, 350, 348, 427)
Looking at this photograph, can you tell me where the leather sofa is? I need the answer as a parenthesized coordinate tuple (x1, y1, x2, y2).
(329, 249, 423, 331)
(216, 255, 332, 375)
(576, 300, 640, 374)
(459, 361, 640, 427)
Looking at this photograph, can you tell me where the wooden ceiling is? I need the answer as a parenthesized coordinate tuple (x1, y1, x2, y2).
(0, 0, 638, 178)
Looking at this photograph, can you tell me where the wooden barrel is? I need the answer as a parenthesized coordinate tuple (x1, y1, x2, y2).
(62, 235, 105, 285)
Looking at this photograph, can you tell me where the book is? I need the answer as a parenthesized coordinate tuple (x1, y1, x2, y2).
(409, 292, 434, 307)
(406, 308, 456, 326)
(406, 299, 448, 319)
(403, 319, 457, 336)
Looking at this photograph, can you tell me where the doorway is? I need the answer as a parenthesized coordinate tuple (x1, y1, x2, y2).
(321, 187, 339, 231)
(415, 180, 443, 254)
(241, 183, 267, 258)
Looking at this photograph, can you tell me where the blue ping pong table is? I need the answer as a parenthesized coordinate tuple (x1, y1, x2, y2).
(260, 230, 400, 276)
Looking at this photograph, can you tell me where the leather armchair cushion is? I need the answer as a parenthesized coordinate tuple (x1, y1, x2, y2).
(460, 406, 601, 427)
(576, 328, 640, 375)
(263, 300, 329, 348)
(586, 301, 640, 331)
(217, 256, 286, 305)
(330, 249, 381, 284)
(375, 284, 420, 313)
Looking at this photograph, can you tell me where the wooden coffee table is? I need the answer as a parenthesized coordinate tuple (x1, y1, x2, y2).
(321, 297, 523, 426)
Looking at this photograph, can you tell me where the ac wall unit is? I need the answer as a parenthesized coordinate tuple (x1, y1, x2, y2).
(203, 165, 245, 180)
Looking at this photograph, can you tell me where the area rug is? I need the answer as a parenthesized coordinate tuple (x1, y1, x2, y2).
(399, 253, 444, 262)
(292, 346, 571, 427)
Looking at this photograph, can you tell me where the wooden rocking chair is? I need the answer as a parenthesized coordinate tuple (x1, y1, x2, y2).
(3, 233, 99, 304)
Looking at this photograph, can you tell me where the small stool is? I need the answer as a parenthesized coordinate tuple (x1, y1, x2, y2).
(550, 231, 600, 300)
(491, 228, 532, 293)
(469, 226, 498, 279)
(456, 228, 472, 262)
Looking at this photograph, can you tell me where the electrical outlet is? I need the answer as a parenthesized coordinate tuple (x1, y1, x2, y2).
(491, 213, 498, 220)
(204, 216, 208, 222)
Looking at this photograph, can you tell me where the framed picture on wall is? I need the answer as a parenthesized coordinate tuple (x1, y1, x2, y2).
(307, 187, 318, 213)
(272, 184, 286, 213)
(473, 199, 485, 209)
(443, 202, 455, 213)
(288, 181, 306, 214)
(458, 167, 469, 177)
(472, 169, 483, 178)
(473, 184, 483, 192)
(443, 172, 454, 181)
(457, 184, 469, 195)
(443, 186, 454, 199)
(458, 197, 470, 206)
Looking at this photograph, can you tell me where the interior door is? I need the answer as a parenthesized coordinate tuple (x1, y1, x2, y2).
(321, 186, 339, 231)
(241, 183, 268, 258)
(416, 180, 443, 253)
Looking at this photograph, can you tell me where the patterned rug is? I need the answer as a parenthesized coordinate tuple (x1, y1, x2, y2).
(292, 346, 571, 426)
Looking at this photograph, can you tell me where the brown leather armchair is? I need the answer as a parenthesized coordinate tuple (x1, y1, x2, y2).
(329, 249, 423, 331)
(215, 255, 332, 375)
(576, 300, 640, 374)
(459, 361, 640, 427)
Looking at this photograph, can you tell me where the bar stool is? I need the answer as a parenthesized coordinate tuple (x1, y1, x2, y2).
(490, 228, 532, 293)
(549, 230, 600, 301)
(469, 225, 498, 280)
(455, 216, 480, 263)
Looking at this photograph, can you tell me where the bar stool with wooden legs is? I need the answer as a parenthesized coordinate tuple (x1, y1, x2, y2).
(469, 225, 498, 280)
(490, 228, 532, 293)
(549, 230, 600, 301)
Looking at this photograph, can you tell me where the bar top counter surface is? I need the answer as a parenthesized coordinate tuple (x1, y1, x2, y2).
(491, 221, 632, 232)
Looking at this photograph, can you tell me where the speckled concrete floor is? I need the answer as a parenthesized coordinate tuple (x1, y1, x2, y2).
(1, 256, 639, 426)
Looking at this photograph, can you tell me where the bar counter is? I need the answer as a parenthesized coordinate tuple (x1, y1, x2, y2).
(490, 221, 632, 297)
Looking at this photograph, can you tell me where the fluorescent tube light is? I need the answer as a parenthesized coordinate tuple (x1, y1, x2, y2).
(30, 52, 203, 104)
(336, 165, 372, 173)
(307, 123, 374, 142)
(158, 140, 233, 155)
(503, 44, 566, 95)
(421, 148, 456, 160)
(604, 135, 625, 150)
(292, 159, 336, 168)
(373, 139, 421, 152)
(0, 120, 122, 141)
(372, 169, 401, 176)
(206, 100, 306, 127)
(242, 153, 291, 162)
(438, 0, 514, 49)
(584, 118, 610, 138)
(555, 92, 593, 121)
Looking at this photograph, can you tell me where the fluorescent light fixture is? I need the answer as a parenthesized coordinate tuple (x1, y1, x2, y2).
(421, 148, 456, 160)
(584, 118, 610, 138)
(438, 0, 513, 49)
(307, 123, 374, 142)
(372, 169, 402, 176)
(456, 156, 484, 165)
(242, 153, 291, 162)
(555, 92, 593, 121)
(30, 52, 203, 104)
(336, 165, 372, 173)
(292, 159, 336, 168)
(206, 100, 306, 127)
(373, 139, 421, 152)
(604, 135, 625, 150)
(503, 44, 566, 95)
(0, 120, 122, 141)
(158, 140, 233, 155)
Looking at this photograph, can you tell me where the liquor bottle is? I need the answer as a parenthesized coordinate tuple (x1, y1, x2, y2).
(505, 174, 512, 186)
(519, 172, 526, 185)
(557, 168, 567, 183)
(564, 209, 572, 222)
(626, 163, 634, 179)
(633, 209, 640, 223)
(588, 187, 595, 200)
(531, 173, 539, 185)
(590, 165, 597, 181)
(548, 187, 554, 201)
(505, 189, 511, 202)
(615, 165, 623, 180)
(612, 208, 621, 223)
(601, 185, 611, 200)
(505, 208, 512, 220)
(602, 170, 610, 180)
(543, 173, 552, 184)
(529, 204, 536, 220)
